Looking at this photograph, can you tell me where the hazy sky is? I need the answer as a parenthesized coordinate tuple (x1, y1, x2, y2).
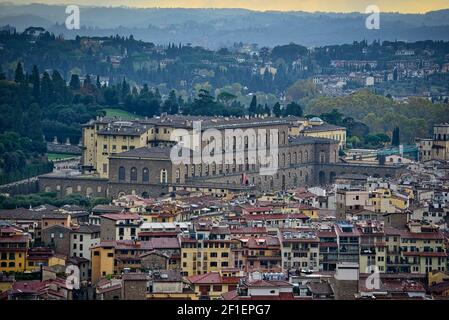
(3, 0, 449, 13)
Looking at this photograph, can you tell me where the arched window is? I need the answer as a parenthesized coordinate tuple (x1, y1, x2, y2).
(160, 169, 168, 183)
(130, 167, 137, 182)
(142, 168, 149, 182)
(8, 262, 15, 267)
(0, 262, 6, 267)
(294, 152, 297, 164)
(305, 151, 309, 162)
(118, 166, 126, 181)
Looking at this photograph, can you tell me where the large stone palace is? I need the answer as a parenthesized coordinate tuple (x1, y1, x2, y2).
(38, 115, 403, 198)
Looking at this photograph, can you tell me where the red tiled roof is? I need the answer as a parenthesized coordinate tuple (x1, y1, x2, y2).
(101, 213, 141, 220)
(317, 230, 337, 238)
(0, 234, 30, 243)
(238, 236, 281, 248)
(97, 283, 122, 294)
(230, 227, 267, 234)
(385, 227, 444, 240)
(429, 281, 449, 294)
(243, 213, 309, 221)
(187, 272, 240, 285)
(241, 206, 273, 214)
(138, 231, 179, 237)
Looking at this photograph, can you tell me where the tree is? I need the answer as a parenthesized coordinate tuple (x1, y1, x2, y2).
(286, 79, 319, 102)
(31, 65, 40, 101)
(264, 104, 271, 116)
(249, 95, 257, 115)
(103, 87, 119, 106)
(271, 43, 308, 64)
(0, 65, 5, 80)
(24, 103, 42, 140)
(273, 102, 282, 117)
(121, 77, 130, 102)
(320, 109, 344, 125)
(83, 74, 92, 87)
(14, 62, 25, 83)
(165, 90, 179, 114)
(284, 102, 303, 117)
(40, 72, 52, 107)
(52, 70, 67, 104)
(217, 91, 236, 106)
(391, 127, 400, 146)
(69, 74, 81, 90)
(393, 68, 398, 81)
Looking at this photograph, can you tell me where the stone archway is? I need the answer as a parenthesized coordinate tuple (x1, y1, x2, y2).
(319, 171, 326, 185)
(329, 172, 336, 184)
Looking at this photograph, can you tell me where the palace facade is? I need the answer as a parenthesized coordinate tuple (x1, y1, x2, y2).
(39, 115, 402, 198)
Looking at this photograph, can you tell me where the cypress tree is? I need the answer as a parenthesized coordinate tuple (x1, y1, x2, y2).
(31, 65, 40, 101)
(14, 62, 25, 83)
(69, 74, 81, 90)
(40, 72, 52, 107)
(249, 95, 257, 115)
(391, 127, 400, 146)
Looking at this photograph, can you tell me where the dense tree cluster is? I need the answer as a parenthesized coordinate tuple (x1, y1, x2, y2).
(305, 90, 449, 144)
(0, 192, 109, 209)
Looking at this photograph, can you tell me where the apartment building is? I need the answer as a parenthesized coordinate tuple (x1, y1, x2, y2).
(70, 224, 101, 260)
(90, 237, 180, 284)
(100, 213, 142, 241)
(335, 222, 360, 264)
(336, 188, 370, 220)
(281, 229, 319, 272)
(318, 229, 338, 271)
(0, 224, 30, 273)
(385, 223, 447, 274)
(180, 231, 233, 277)
(185, 271, 241, 300)
(357, 221, 387, 273)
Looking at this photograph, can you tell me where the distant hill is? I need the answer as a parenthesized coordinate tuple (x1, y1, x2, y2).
(0, 14, 53, 30)
(1, 4, 449, 47)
